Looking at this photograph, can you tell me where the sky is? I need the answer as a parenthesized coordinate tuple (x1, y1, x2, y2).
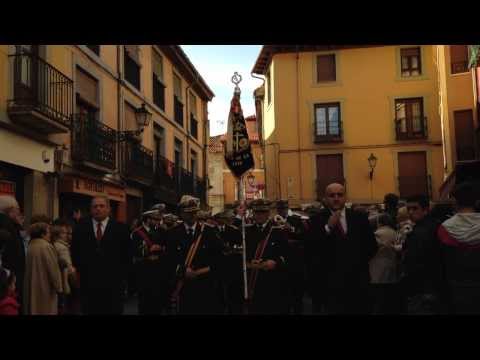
(181, 45, 264, 136)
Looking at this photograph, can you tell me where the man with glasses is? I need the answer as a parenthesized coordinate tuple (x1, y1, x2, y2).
(305, 183, 377, 314)
(400, 194, 445, 314)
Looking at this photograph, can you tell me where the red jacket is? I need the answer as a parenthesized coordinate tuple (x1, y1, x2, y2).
(0, 295, 20, 315)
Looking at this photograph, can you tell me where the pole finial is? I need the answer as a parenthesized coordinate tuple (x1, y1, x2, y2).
(231, 72, 242, 96)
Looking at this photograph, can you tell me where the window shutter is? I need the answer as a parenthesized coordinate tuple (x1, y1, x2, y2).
(152, 50, 163, 80)
(317, 54, 336, 82)
(450, 45, 469, 73)
(401, 47, 420, 57)
(189, 92, 197, 116)
(124, 45, 140, 65)
(173, 73, 182, 99)
(124, 102, 137, 130)
(76, 67, 98, 107)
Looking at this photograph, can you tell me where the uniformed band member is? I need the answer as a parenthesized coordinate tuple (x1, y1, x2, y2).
(162, 213, 179, 230)
(275, 200, 308, 314)
(168, 196, 223, 314)
(215, 209, 244, 314)
(131, 204, 170, 315)
(245, 199, 289, 314)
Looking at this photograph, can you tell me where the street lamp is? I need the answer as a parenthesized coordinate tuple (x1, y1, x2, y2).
(368, 153, 378, 180)
(118, 103, 152, 141)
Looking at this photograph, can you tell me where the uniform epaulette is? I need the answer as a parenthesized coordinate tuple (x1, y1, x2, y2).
(245, 223, 254, 227)
(202, 222, 215, 229)
(228, 224, 239, 230)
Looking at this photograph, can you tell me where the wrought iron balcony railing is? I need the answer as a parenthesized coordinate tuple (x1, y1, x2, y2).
(121, 135, 154, 183)
(71, 114, 116, 170)
(7, 52, 73, 133)
(395, 116, 428, 140)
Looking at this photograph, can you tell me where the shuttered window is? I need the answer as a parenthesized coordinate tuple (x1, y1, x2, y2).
(189, 92, 197, 117)
(124, 101, 137, 130)
(76, 67, 98, 107)
(124, 45, 140, 65)
(317, 54, 336, 82)
(450, 45, 469, 74)
(124, 45, 141, 90)
(152, 49, 164, 81)
(173, 72, 182, 99)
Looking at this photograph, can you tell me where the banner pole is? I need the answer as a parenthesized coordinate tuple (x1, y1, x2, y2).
(238, 175, 249, 304)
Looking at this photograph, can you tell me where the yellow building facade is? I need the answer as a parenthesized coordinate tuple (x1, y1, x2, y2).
(252, 45, 476, 207)
(0, 45, 213, 223)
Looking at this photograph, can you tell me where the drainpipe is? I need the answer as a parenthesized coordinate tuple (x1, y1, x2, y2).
(185, 74, 201, 195)
(295, 46, 304, 205)
(116, 45, 122, 176)
(251, 72, 266, 196)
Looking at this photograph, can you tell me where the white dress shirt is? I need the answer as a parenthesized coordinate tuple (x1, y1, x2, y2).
(184, 222, 197, 235)
(325, 207, 347, 234)
(93, 217, 110, 238)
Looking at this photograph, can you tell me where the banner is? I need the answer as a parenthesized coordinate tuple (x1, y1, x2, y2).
(224, 93, 254, 178)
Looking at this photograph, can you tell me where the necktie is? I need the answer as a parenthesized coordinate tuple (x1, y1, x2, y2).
(96, 222, 103, 242)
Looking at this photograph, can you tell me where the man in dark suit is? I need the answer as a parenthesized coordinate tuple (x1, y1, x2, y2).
(168, 195, 223, 314)
(305, 183, 377, 314)
(71, 196, 131, 315)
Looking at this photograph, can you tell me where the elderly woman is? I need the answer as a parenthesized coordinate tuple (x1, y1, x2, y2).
(23, 222, 62, 315)
(369, 214, 399, 314)
(52, 219, 76, 313)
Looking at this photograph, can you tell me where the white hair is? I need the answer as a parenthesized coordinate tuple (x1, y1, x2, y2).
(0, 195, 19, 213)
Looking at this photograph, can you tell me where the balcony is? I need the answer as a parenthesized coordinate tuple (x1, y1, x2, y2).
(314, 129, 343, 144)
(395, 116, 428, 141)
(7, 52, 73, 134)
(71, 114, 116, 171)
(121, 135, 154, 185)
(398, 175, 432, 200)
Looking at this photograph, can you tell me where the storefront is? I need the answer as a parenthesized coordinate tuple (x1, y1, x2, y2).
(0, 126, 56, 223)
(0, 161, 29, 211)
(58, 175, 127, 223)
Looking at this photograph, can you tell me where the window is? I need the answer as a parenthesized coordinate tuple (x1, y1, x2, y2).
(154, 124, 165, 170)
(395, 98, 426, 140)
(174, 138, 183, 169)
(189, 92, 197, 117)
(173, 72, 182, 100)
(316, 54, 336, 82)
(124, 45, 140, 90)
(75, 66, 99, 109)
(86, 45, 100, 56)
(152, 49, 165, 110)
(400, 47, 421, 77)
(191, 150, 198, 178)
(314, 103, 342, 143)
(450, 45, 469, 74)
(124, 102, 137, 131)
(266, 71, 271, 105)
(190, 115, 198, 139)
(173, 73, 183, 126)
